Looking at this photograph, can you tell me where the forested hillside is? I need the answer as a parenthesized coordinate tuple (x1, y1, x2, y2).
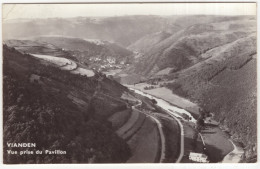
(126, 16, 256, 76)
(166, 35, 257, 161)
(4, 38, 133, 64)
(3, 45, 131, 163)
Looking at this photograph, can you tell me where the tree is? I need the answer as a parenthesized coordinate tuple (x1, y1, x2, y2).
(151, 99, 157, 104)
(196, 117, 205, 131)
(192, 130, 199, 150)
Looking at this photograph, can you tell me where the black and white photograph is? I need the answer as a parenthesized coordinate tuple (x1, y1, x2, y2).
(1, 2, 257, 164)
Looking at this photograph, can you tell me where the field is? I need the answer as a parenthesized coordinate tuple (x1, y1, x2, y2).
(127, 86, 198, 122)
(108, 108, 132, 130)
(31, 53, 96, 78)
(31, 54, 77, 70)
(31, 54, 71, 66)
(116, 110, 140, 137)
(71, 67, 95, 77)
(158, 116, 180, 163)
(127, 117, 160, 163)
(201, 126, 233, 162)
(121, 112, 146, 140)
(129, 84, 200, 115)
(117, 73, 145, 85)
(103, 69, 122, 76)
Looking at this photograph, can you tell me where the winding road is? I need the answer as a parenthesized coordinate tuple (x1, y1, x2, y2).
(130, 88, 185, 163)
(132, 101, 166, 162)
(164, 110, 184, 163)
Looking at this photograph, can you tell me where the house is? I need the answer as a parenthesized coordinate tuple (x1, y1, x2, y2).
(189, 152, 209, 163)
(107, 57, 116, 64)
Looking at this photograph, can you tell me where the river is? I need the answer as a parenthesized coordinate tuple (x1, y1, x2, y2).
(128, 87, 197, 123)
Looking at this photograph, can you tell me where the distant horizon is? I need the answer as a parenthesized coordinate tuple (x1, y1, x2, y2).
(4, 14, 257, 21)
(3, 3, 256, 21)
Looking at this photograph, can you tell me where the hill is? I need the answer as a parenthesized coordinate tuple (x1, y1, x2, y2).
(166, 34, 257, 161)
(4, 38, 133, 72)
(122, 16, 257, 161)
(3, 16, 171, 46)
(5, 15, 247, 47)
(126, 16, 256, 77)
(3, 45, 131, 163)
(33, 36, 132, 57)
(128, 31, 171, 53)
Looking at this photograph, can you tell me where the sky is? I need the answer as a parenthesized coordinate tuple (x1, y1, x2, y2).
(3, 3, 257, 20)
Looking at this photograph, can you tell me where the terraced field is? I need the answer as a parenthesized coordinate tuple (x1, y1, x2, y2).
(112, 107, 162, 163)
(31, 54, 71, 67)
(158, 115, 181, 163)
(108, 108, 132, 130)
(31, 53, 97, 77)
(71, 67, 95, 77)
(31, 53, 77, 70)
(121, 112, 146, 140)
(127, 117, 160, 163)
(116, 110, 140, 137)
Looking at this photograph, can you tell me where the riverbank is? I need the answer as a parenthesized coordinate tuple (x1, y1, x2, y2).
(125, 84, 200, 118)
(222, 139, 244, 163)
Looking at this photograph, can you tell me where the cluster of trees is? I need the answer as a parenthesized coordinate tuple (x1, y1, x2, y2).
(146, 78, 161, 85)
(144, 86, 156, 90)
(3, 45, 131, 163)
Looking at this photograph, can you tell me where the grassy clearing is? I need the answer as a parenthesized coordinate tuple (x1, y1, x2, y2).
(127, 117, 160, 163)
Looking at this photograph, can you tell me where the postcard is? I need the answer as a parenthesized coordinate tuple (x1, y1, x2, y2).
(1, 2, 257, 164)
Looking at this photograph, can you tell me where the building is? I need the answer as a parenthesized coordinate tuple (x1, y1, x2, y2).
(189, 152, 209, 163)
(107, 57, 116, 64)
